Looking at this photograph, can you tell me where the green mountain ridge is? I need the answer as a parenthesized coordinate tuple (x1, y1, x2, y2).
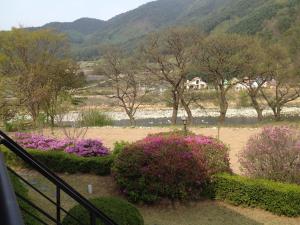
(34, 0, 300, 59)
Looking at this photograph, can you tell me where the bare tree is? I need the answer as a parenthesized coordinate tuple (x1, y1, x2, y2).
(141, 27, 200, 124)
(100, 46, 149, 126)
(260, 44, 300, 121)
(238, 38, 273, 121)
(194, 34, 252, 123)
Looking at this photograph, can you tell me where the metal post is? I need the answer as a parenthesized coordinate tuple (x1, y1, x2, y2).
(90, 212, 96, 225)
(56, 186, 61, 224)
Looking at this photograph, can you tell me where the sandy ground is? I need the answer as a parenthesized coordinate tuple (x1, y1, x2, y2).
(46, 127, 261, 173)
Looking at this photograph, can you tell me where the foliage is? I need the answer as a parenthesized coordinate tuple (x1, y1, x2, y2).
(194, 33, 254, 122)
(239, 126, 300, 184)
(15, 133, 71, 151)
(113, 134, 230, 203)
(209, 173, 300, 217)
(82, 109, 113, 127)
(141, 27, 200, 124)
(0, 28, 84, 124)
(65, 139, 109, 157)
(112, 141, 130, 156)
(237, 91, 251, 108)
(147, 129, 195, 137)
(1, 147, 114, 175)
(10, 173, 40, 225)
(62, 197, 144, 225)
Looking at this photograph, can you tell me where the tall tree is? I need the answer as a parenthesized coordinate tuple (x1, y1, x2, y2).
(99, 45, 149, 126)
(0, 28, 83, 125)
(238, 38, 273, 121)
(194, 34, 252, 123)
(141, 27, 199, 124)
(260, 44, 300, 121)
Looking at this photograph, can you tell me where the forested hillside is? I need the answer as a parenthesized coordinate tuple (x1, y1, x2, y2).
(35, 0, 300, 59)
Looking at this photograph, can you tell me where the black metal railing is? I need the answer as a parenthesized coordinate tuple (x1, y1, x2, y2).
(0, 130, 118, 225)
(0, 152, 25, 225)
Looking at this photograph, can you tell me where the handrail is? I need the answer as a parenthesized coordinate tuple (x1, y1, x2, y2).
(0, 152, 25, 225)
(0, 130, 118, 225)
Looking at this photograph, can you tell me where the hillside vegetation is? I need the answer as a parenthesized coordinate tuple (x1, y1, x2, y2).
(33, 0, 300, 59)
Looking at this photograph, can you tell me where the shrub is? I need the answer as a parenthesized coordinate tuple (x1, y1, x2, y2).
(239, 126, 300, 183)
(15, 133, 71, 151)
(62, 197, 144, 225)
(1, 147, 114, 175)
(209, 173, 300, 217)
(15, 133, 110, 158)
(65, 139, 109, 157)
(112, 141, 129, 156)
(147, 129, 195, 137)
(82, 109, 113, 127)
(113, 134, 230, 203)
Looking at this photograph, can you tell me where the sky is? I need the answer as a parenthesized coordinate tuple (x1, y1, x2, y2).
(0, 0, 153, 30)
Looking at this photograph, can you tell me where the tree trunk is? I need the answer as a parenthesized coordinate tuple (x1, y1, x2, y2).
(171, 91, 180, 125)
(181, 97, 193, 125)
(250, 95, 263, 121)
(129, 116, 136, 127)
(272, 106, 282, 121)
(219, 90, 228, 124)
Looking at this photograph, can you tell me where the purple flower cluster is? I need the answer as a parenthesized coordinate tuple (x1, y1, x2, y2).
(65, 139, 109, 157)
(15, 133, 110, 157)
(15, 133, 71, 151)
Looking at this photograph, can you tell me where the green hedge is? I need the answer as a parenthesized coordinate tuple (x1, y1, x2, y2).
(62, 197, 144, 225)
(209, 173, 300, 216)
(10, 174, 40, 225)
(1, 147, 114, 176)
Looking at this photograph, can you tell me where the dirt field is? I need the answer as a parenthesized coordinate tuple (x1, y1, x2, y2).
(46, 126, 260, 173)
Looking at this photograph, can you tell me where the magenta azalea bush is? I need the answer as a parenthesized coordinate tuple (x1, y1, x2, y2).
(65, 139, 109, 157)
(15, 133, 109, 157)
(239, 126, 300, 183)
(113, 134, 230, 203)
(15, 133, 71, 151)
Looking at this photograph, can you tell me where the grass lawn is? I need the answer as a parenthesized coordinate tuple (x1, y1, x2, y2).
(18, 170, 300, 225)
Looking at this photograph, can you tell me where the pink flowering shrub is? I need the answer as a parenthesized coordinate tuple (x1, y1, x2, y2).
(15, 133, 71, 151)
(239, 126, 300, 183)
(113, 134, 230, 203)
(65, 139, 109, 157)
(15, 133, 109, 157)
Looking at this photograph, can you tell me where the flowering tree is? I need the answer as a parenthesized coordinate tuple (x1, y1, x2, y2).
(239, 126, 300, 183)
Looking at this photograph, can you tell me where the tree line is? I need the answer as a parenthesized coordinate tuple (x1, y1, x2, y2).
(99, 27, 300, 125)
(0, 27, 299, 127)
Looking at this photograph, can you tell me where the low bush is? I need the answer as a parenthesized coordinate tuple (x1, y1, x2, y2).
(2, 147, 114, 175)
(62, 197, 144, 225)
(112, 141, 129, 156)
(239, 126, 300, 183)
(209, 173, 300, 217)
(113, 134, 230, 203)
(82, 109, 113, 127)
(15, 132, 71, 151)
(147, 129, 195, 137)
(15, 133, 110, 157)
(65, 139, 109, 157)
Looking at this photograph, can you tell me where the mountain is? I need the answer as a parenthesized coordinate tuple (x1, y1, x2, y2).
(35, 0, 300, 59)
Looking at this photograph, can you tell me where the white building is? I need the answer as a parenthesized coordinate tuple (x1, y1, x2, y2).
(186, 77, 208, 90)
